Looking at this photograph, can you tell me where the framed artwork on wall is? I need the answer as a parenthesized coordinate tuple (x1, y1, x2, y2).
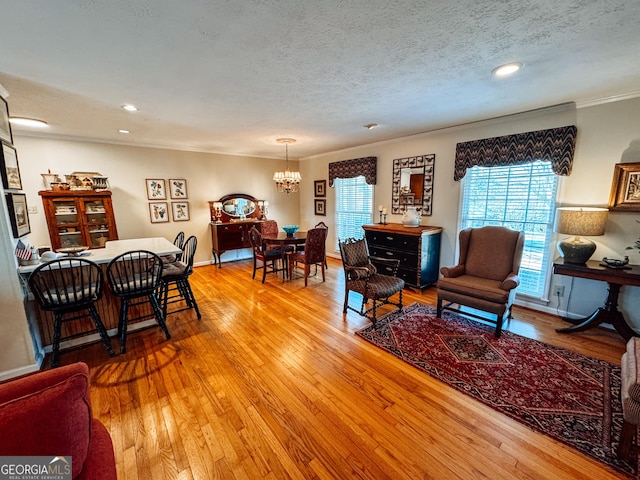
(146, 178, 166, 200)
(149, 202, 169, 223)
(169, 178, 188, 199)
(0, 143, 22, 190)
(314, 199, 326, 216)
(6, 192, 31, 237)
(171, 201, 190, 221)
(0, 96, 13, 145)
(608, 162, 640, 212)
(314, 179, 326, 197)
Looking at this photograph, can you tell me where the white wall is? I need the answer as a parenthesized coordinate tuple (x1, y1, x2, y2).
(299, 98, 640, 331)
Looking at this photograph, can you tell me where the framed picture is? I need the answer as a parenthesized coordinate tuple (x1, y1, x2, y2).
(0, 143, 22, 190)
(169, 178, 188, 199)
(314, 198, 326, 216)
(0, 96, 12, 145)
(314, 179, 326, 197)
(146, 178, 166, 200)
(148, 202, 169, 223)
(171, 201, 190, 221)
(6, 192, 31, 237)
(608, 162, 640, 211)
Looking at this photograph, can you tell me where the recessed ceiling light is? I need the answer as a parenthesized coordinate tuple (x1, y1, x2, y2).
(492, 62, 524, 77)
(364, 123, 379, 129)
(121, 104, 138, 112)
(9, 117, 48, 128)
(118, 129, 130, 134)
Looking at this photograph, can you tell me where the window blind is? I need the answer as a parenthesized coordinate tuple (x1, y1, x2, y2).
(334, 176, 373, 251)
(460, 161, 558, 298)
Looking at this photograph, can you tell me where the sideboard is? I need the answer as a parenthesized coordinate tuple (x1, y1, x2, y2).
(210, 220, 263, 266)
(363, 223, 442, 290)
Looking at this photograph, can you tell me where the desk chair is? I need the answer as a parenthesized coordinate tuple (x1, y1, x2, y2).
(28, 258, 115, 368)
(160, 235, 201, 319)
(106, 250, 170, 354)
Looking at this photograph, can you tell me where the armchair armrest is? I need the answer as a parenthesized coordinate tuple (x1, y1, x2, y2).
(440, 264, 464, 278)
(369, 255, 401, 276)
(345, 264, 377, 280)
(501, 272, 520, 290)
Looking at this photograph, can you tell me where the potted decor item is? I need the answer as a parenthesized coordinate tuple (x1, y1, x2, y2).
(402, 206, 421, 227)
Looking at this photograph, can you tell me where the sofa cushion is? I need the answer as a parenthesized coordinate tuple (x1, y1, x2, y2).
(0, 364, 91, 479)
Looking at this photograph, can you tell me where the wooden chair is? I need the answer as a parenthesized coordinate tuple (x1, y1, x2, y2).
(436, 226, 525, 337)
(28, 258, 116, 367)
(315, 221, 329, 269)
(339, 237, 405, 322)
(249, 226, 284, 283)
(106, 250, 170, 353)
(288, 227, 327, 286)
(160, 235, 201, 319)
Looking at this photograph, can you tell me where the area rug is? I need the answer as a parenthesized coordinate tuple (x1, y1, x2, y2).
(356, 302, 637, 478)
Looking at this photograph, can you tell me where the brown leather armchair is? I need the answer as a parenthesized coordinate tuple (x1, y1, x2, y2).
(436, 226, 525, 337)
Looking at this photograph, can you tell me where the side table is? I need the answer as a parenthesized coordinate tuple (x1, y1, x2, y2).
(553, 259, 640, 340)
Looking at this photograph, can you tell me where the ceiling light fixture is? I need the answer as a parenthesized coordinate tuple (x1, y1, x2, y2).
(364, 123, 379, 130)
(273, 138, 301, 195)
(118, 129, 130, 134)
(9, 117, 48, 128)
(121, 104, 138, 112)
(492, 62, 524, 77)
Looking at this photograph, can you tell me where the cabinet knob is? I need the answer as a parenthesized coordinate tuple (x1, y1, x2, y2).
(385, 251, 394, 256)
(386, 236, 394, 241)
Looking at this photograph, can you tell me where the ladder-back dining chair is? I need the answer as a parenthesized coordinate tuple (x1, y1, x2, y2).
(160, 235, 201, 319)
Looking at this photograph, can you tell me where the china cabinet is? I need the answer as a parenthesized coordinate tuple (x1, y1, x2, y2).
(363, 223, 442, 290)
(39, 190, 118, 251)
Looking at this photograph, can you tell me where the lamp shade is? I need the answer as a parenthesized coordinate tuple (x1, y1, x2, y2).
(553, 207, 608, 264)
(553, 207, 608, 236)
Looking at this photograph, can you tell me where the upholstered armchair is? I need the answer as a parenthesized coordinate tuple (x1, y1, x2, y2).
(436, 226, 525, 337)
(339, 237, 405, 322)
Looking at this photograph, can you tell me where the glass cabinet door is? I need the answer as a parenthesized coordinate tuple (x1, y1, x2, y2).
(83, 199, 111, 247)
(53, 200, 83, 248)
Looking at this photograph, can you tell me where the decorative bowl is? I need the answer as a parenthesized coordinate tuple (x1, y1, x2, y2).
(57, 246, 89, 256)
(282, 225, 299, 236)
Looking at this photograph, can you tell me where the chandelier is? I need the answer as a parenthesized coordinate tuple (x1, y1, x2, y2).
(273, 138, 301, 194)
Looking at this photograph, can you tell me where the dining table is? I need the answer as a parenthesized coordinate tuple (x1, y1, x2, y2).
(262, 231, 307, 282)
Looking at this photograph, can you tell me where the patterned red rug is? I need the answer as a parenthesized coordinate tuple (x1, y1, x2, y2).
(355, 302, 637, 478)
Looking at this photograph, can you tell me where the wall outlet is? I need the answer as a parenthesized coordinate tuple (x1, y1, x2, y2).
(552, 285, 565, 297)
(27, 206, 37, 214)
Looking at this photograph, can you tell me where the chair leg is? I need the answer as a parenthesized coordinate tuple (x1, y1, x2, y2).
(149, 294, 171, 340)
(618, 420, 637, 461)
(182, 278, 201, 319)
(304, 263, 310, 286)
(119, 300, 129, 354)
(343, 288, 350, 313)
(51, 313, 63, 368)
(162, 281, 170, 320)
(495, 312, 505, 338)
(252, 255, 257, 279)
(88, 305, 115, 358)
(436, 296, 443, 318)
(261, 258, 267, 283)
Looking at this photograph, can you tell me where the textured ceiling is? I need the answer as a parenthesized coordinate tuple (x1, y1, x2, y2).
(0, 0, 639, 159)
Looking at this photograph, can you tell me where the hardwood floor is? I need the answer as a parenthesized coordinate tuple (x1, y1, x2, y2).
(63, 257, 630, 479)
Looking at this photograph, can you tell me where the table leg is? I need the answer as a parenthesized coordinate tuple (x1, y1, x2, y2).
(556, 283, 637, 341)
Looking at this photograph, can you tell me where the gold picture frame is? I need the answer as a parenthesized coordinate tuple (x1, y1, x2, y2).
(608, 162, 640, 212)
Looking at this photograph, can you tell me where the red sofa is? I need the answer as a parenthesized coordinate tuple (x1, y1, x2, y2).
(0, 362, 117, 479)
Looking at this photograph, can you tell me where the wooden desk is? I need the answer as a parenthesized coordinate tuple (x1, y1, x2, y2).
(262, 232, 307, 282)
(553, 259, 640, 340)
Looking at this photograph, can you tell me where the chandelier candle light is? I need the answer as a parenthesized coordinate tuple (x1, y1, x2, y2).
(553, 207, 608, 264)
(273, 138, 301, 194)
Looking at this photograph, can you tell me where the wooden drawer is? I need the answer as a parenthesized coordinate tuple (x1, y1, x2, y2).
(368, 245, 418, 268)
(366, 231, 419, 251)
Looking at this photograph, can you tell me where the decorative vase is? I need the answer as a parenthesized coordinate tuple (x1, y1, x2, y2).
(402, 206, 421, 227)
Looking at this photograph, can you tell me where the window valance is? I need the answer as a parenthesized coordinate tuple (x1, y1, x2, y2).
(329, 156, 377, 187)
(454, 125, 577, 181)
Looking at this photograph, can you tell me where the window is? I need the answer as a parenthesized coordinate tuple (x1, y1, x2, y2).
(460, 161, 558, 298)
(334, 176, 373, 250)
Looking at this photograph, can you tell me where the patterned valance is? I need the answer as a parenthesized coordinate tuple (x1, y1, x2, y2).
(454, 125, 577, 181)
(329, 156, 377, 187)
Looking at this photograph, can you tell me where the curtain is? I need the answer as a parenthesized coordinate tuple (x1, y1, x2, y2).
(453, 125, 577, 181)
(328, 156, 377, 187)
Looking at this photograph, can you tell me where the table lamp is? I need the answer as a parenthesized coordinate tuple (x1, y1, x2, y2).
(553, 207, 608, 264)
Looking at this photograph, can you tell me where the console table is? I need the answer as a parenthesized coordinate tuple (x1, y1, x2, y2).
(553, 259, 640, 340)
